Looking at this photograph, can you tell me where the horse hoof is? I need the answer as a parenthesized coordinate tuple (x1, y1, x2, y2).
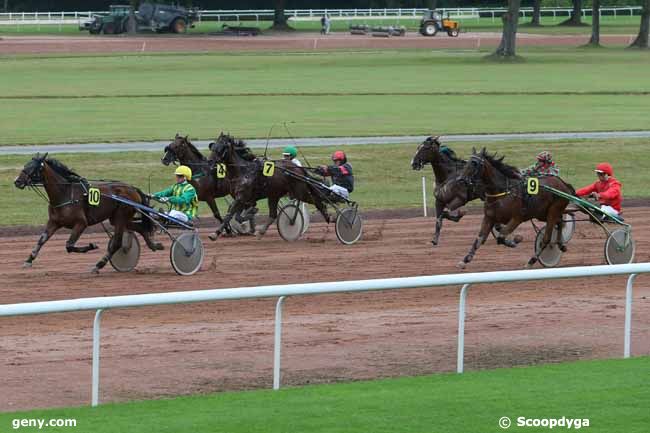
(255, 231, 264, 240)
(456, 261, 466, 269)
(208, 233, 219, 241)
(89, 243, 99, 251)
(431, 240, 438, 247)
(23, 262, 32, 269)
(154, 242, 164, 251)
(91, 266, 100, 274)
(559, 245, 567, 252)
(513, 234, 524, 244)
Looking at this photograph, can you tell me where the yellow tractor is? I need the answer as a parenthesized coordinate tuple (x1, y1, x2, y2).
(419, 10, 460, 37)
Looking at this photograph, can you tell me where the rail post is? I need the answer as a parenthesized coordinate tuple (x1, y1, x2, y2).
(92, 309, 104, 407)
(457, 284, 471, 373)
(273, 296, 287, 390)
(624, 274, 636, 358)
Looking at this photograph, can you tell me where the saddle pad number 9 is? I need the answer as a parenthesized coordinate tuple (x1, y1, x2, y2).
(263, 161, 275, 177)
(527, 177, 539, 195)
(88, 187, 101, 206)
(215, 163, 227, 179)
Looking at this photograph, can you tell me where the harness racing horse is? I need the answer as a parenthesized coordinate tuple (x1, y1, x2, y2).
(207, 133, 330, 240)
(411, 136, 478, 246)
(162, 134, 258, 234)
(14, 154, 161, 273)
(457, 148, 574, 269)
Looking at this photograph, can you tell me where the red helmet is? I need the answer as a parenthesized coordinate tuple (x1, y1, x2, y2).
(594, 162, 613, 176)
(332, 150, 346, 162)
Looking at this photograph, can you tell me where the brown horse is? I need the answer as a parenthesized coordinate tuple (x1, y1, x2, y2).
(207, 132, 330, 240)
(457, 148, 574, 269)
(14, 154, 161, 273)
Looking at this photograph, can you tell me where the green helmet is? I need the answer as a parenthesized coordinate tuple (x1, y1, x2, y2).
(282, 146, 297, 158)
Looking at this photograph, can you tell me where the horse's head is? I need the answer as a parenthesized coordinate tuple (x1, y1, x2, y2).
(15, 153, 48, 189)
(208, 133, 232, 163)
(162, 133, 202, 166)
(411, 136, 442, 170)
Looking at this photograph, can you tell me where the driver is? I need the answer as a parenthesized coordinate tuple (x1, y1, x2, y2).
(315, 150, 354, 200)
(576, 162, 622, 218)
(520, 151, 559, 177)
(153, 165, 198, 223)
(282, 146, 302, 167)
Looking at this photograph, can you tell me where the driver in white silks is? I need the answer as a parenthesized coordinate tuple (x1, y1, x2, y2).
(153, 165, 198, 223)
(315, 150, 354, 200)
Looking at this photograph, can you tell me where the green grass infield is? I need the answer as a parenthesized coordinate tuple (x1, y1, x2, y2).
(0, 356, 648, 432)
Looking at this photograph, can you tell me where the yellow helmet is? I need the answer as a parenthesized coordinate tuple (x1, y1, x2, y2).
(174, 165, 192, 180)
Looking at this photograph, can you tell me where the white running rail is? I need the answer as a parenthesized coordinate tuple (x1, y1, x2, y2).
(0, 263, 647, 406)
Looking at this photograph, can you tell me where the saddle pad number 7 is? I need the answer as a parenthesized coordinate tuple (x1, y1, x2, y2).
(263, 161, 275, 177)
(527, 177, 539, 195)
(88, 187, 101, 206)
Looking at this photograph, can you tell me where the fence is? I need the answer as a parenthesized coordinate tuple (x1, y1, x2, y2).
(1, 263, 646, 407)
(0, 7, 642, 26)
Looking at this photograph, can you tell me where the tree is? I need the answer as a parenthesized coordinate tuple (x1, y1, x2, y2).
(488, 0, 522, 59)
(272, 0, 290, 30)
(530, 0, 541, 26)
(3, 0, 8, 13)
(560, 0, 585, 26)
(586, 0, 601, 46)
(629, 0, 650, 48)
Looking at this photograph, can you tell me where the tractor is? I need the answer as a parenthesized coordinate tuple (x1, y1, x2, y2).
(419, 10, 460, 37)
(81, 3, 196, 35)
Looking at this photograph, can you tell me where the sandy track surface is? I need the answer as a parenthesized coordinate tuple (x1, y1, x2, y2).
(1, 209, 649, 411)
(0, 33, 635, 55)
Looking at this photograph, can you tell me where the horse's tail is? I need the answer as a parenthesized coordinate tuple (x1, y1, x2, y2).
(134, 187, 155, 234)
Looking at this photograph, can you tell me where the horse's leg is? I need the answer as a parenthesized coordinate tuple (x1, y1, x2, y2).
(129, 220, 164, 252)
(432, 199, 445, 246)
(65, 222, 97, 253)
(457, 217, 494, 269)
(494, 218, 523, 248)
(209, 199, 242, 241)
(257, 196, 280, 238)
(23, 220, 60, 268)
(92, 227, 124, 274)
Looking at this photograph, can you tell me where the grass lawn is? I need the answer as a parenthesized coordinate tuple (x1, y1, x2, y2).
(0, 357, 648, 432)
(0, 49, 648, 145)
(2, 138, 647, 226)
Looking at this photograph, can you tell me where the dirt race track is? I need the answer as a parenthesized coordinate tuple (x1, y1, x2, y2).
(0, 32, 637, 55)
(1, 208, 649, 411)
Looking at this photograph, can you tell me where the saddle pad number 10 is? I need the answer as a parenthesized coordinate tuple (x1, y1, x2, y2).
(263, 161, 275, 177)
(88, 187, 101, 206)
(215, 163, 227, 179)
(527, 177, 539, 195)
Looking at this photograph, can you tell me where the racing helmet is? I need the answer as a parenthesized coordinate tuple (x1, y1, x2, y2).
(174, 165, 192, 181)
(332, 150, 347, 162)
(282, 146, 297, 158)
(594, 162, 613, 176)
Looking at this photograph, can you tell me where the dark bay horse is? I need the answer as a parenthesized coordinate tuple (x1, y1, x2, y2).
(207, 133, 330, 240)
(14, 154, 161, 273)
(457, 148, 574, 269)
(411, 136, 477, 245)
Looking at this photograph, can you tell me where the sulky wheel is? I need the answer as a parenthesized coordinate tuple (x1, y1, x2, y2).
(335, 208, 363, 245)
(276, 203, 305, 242)
(534, 225, 563, 268)
(604, 229, 635, 265)
(300, 202, 310, 236)
(561, 212, 576, 244)
(170, 232, 204, 276)
(109, 231, 141, 272)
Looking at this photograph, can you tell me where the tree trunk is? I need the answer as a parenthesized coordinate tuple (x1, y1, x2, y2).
(430, 0, 437, 11)
(530, 0, 541, 26)
(560, 0, 584, 26)
(629, 0, 650, 48)
(588, 0, 601, 45)
(3, 0, 8, 13)
(491, 0, 521, 58)
(272, 0, 290, 30)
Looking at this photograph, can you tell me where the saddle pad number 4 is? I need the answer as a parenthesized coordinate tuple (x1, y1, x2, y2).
(88, 187, 101, 206)
(215, 163, 227, 179)
(263, 161, 275, 177)
(527, 177, 539, 195)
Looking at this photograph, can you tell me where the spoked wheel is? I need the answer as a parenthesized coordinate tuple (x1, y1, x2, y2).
(561, 212, 576, 243)
(109, 231, 141, 272)
(335, 207, 363, 245)
(534, 225, 563, 268)
(170, 232, 204, 276)
(277, 203, 305, 242)
(605, 229, 635, 265)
